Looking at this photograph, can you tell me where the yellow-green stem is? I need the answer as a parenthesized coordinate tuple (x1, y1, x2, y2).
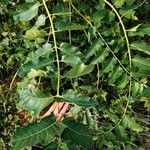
(42, 0, 60, 96)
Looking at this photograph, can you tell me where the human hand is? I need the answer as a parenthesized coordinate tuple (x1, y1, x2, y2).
(42, 102, 69, 121)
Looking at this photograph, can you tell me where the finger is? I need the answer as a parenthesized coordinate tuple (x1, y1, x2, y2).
(42, 102, 57, 118)
(58, 102, 65, 111)
(53, 102, 59, 116)
(56, 103, 69, 121)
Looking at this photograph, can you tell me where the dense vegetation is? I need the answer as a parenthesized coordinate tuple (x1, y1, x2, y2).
(0, 0, 150, 149)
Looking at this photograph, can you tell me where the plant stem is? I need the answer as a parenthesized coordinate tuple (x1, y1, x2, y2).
(42, 0, 60, 96)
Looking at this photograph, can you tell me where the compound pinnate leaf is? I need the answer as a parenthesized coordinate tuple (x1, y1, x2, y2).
(62, 118, 93, 149)
(14, 2, 40, 22)
(65, 63, 94, 78)
(17, 89, 54, 116)
(10, 115, 66, 150)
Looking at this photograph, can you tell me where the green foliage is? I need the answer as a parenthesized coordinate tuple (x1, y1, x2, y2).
(0, 0, 149, 149)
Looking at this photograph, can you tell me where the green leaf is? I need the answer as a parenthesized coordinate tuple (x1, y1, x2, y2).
(62, 118, 93, 148)
(132, 56, 150, 71)
(55, 21, 86, 31)
(112, 0, 125, 8)
(140, 88, 150, 97)
(117, 74, 129, 90)
(14, 2, 40, 22)
(58, 90, 97, 107)
(24, 28, 46, 40)
(91, 48, 109, 64)
(60, 43, 82, 66)
(85, 38, 104, 59)
(18, 43, 53, 77)
(122, 116, 143, 132)
(18, 57, 53, 77)
(10, 115, 66, 150)
(101, 58, 117, 74)
(108, 66, 124, 85)
(35, 14, 46, 28)
(128, 24, 150, 37)
(65, 64, 94, 78)
(17, 89, 54, 116)
(131, 41, 150, 55)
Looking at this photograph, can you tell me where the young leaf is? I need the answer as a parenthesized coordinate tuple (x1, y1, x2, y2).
(60, 43, 82, 66)
(91, 48, 109, 65)
(57, 90, 97, 107)
(108, 66, 124, 86)
(14, 2, 40, 22)
(17, 89, 54, 116)
(55, 21, 86, 31)
(62, 118, 93, 148)
(122, 116, 143, 132)
(24, 28, 46, 40)
(131, 41, 150, 55)
(101, 58, 117, 74)
(132, 56, 150, 71)
(10, 115, 66, 150)
(85, 38, 104, 59)
(65, 64, 94, 78)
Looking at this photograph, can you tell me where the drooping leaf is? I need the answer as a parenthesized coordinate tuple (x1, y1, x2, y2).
(101, 58, 117, 74)
(14, 2, 40, 22)
(91, 48, 109, 64)
(132, 56, 150, 71)
(108, 66, 124, 86)
(10, 115, 66, 150)
(122, 116, 143, 132)
(131, 41, 150, 55)
(17, 89, 54, 116)
(24, 28, 46, 40)
(57, 90, 97, 107)
(55, 21, 86, 31)
(60, 43, 82, 66)
(85, 38, 104, 59)
(62, 118, 93, 148)
(65, 64, 94, 78)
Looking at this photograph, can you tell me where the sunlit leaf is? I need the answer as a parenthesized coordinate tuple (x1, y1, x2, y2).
(14, 2, 40, 22)
(35, 14, 46, 27)
(24, 28, 46, 40)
